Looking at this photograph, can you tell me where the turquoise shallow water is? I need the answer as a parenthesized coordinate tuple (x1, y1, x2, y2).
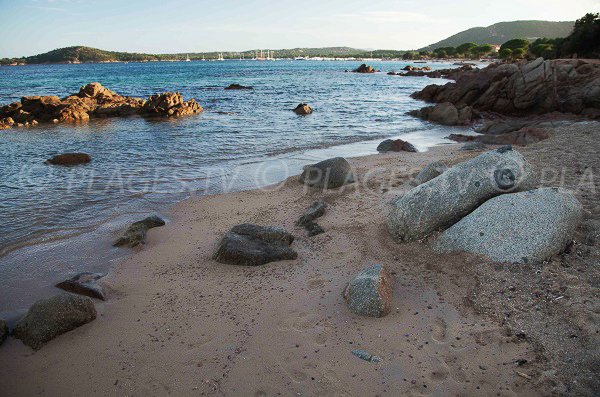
(0, 60, 470, 312)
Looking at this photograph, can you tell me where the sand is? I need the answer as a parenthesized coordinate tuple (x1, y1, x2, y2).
(0, 122, 598, 396)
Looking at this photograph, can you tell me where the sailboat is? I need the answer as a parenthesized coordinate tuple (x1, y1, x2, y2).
(185, 54, 191, 62)
(217, 53, 225, 61)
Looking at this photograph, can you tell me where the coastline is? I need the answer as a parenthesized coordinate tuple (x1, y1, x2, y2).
(2, 121, 598, 394)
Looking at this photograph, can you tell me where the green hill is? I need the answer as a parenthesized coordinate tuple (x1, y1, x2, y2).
(421, 20, 574, 50)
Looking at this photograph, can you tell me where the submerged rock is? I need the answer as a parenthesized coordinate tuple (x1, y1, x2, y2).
(225, 84, 253, 90)
(214, 224, 298, 266)
(353, 64, 375, 73)
(56, 272, 106, 300)
(299, 157, 354, 190)
(344, 264, 393, 318)
(293, 103, 313, 115)
(12, 294, 96, 350)
(376, 139, 417, 153)
(412, 161, 448, 186)
(387, 147, 534, 242)
(434, 188, 582, 264)
(45, 152, 92, 166)
(113, 215, 166, 248)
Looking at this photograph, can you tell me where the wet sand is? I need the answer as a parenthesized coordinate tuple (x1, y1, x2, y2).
(0, 122, 598, 396)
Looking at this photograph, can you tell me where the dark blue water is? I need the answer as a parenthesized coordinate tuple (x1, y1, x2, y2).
(0, 60, 470, 312)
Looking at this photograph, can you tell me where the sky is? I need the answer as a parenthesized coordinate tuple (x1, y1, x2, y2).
(0, 0, 598, 57)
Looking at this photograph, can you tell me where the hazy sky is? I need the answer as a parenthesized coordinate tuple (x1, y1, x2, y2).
(0, 0, 598, 57)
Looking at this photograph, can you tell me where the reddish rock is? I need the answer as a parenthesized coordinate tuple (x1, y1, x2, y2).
(353, 64, 375, 73)
(293, 103, 313, 115)
(142, 92, 202, 117)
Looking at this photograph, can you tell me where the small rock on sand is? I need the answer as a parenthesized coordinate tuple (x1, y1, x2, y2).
(299, 157, 354, 190)
(387, 146, 534, 242)
(351, 349, 382, 362)
(13, 294, 96, 350)
(297, 200, 327, 226)
(0, 319, 8, 345)
(56, 272, 106, 300)
(434, 188, 582, 264)
(45, 152, 91, 166)
(214, 224, 298, 266)
(113, 215, 166, 248)
(344, 264, 393, 317)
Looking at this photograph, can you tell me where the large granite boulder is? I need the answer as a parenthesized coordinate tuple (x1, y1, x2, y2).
(344, 265, 393, 317)
(434, 188, 582, 264)
(56, 272, 106, 300)
(387, 146, 534, 242)
(113, 215, 166, 248)
(376, 139, 417, 153)
(45, 152, 91, 166)
(412, 161, 448, 186)
(299, 157, 354, 189)
(409, 102, 473, 126)
(12, 294, 97, 350)
(214, 224, 298, 266)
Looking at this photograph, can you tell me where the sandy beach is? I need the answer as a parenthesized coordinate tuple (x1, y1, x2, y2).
(0, 122, 598, 396)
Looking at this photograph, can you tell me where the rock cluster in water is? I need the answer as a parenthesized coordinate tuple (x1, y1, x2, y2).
(353, 64, 375, 73)
(0, 82, 203, 130)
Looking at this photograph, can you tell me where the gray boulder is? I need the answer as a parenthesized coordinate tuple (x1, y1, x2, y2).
(13, 294, 97, 350)
(214, 224, 298, 266)
(56, 272, 106, 300)
(376, 139, 417, 153)
(343, 264, 393, 317)
(0, 319, 7, 345)
(113, 215, 165, 247)
(412, 161, 448, 186)
(433, 188, 582, 264)
(299, 157, 354, 189)
(387, 146, 534, 242)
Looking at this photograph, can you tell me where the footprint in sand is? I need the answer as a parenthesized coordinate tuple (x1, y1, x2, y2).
(429, 358, 450, 382)
(307, 277, 326, 291)
(431, 317, 448, 343)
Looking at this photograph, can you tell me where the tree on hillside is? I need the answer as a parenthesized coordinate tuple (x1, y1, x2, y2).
(562, 12, 600, 57)
(498, 48, 513, 59)
(456, 42, 477, 56)
(500, 39, 530, 52)
(474, 44, 494, 57)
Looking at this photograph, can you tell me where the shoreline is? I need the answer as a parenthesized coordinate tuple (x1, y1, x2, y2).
(2, 121, 598, 394)
(0, 129, 467, 315)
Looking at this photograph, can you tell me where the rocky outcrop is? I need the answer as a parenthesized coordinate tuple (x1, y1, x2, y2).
(411, 58, 600, 117)
(403, 65, 432, 71)
(353, 64, 375, 73)
(12, 294, 96, 350)
(412, 161, 448, 186)
(45, 152, 91, 166)
(142, 92, 202, 117)
(387, 146, 534, 242)
(113, 215, 166, 248)
(434, 188, 582, 264)
(0, 82, 203, 130)
(214, 224, 298, 266)
(225, 84, 253, 90)
(344, 264, 393, 317)
(448, 127, 549, 146)
(409, 102, 473, 125)
(376, 139, 417, 153)
(299, 157, 355, 190)
(56, 273, 106, 300)
(293, 103, 313, 115)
